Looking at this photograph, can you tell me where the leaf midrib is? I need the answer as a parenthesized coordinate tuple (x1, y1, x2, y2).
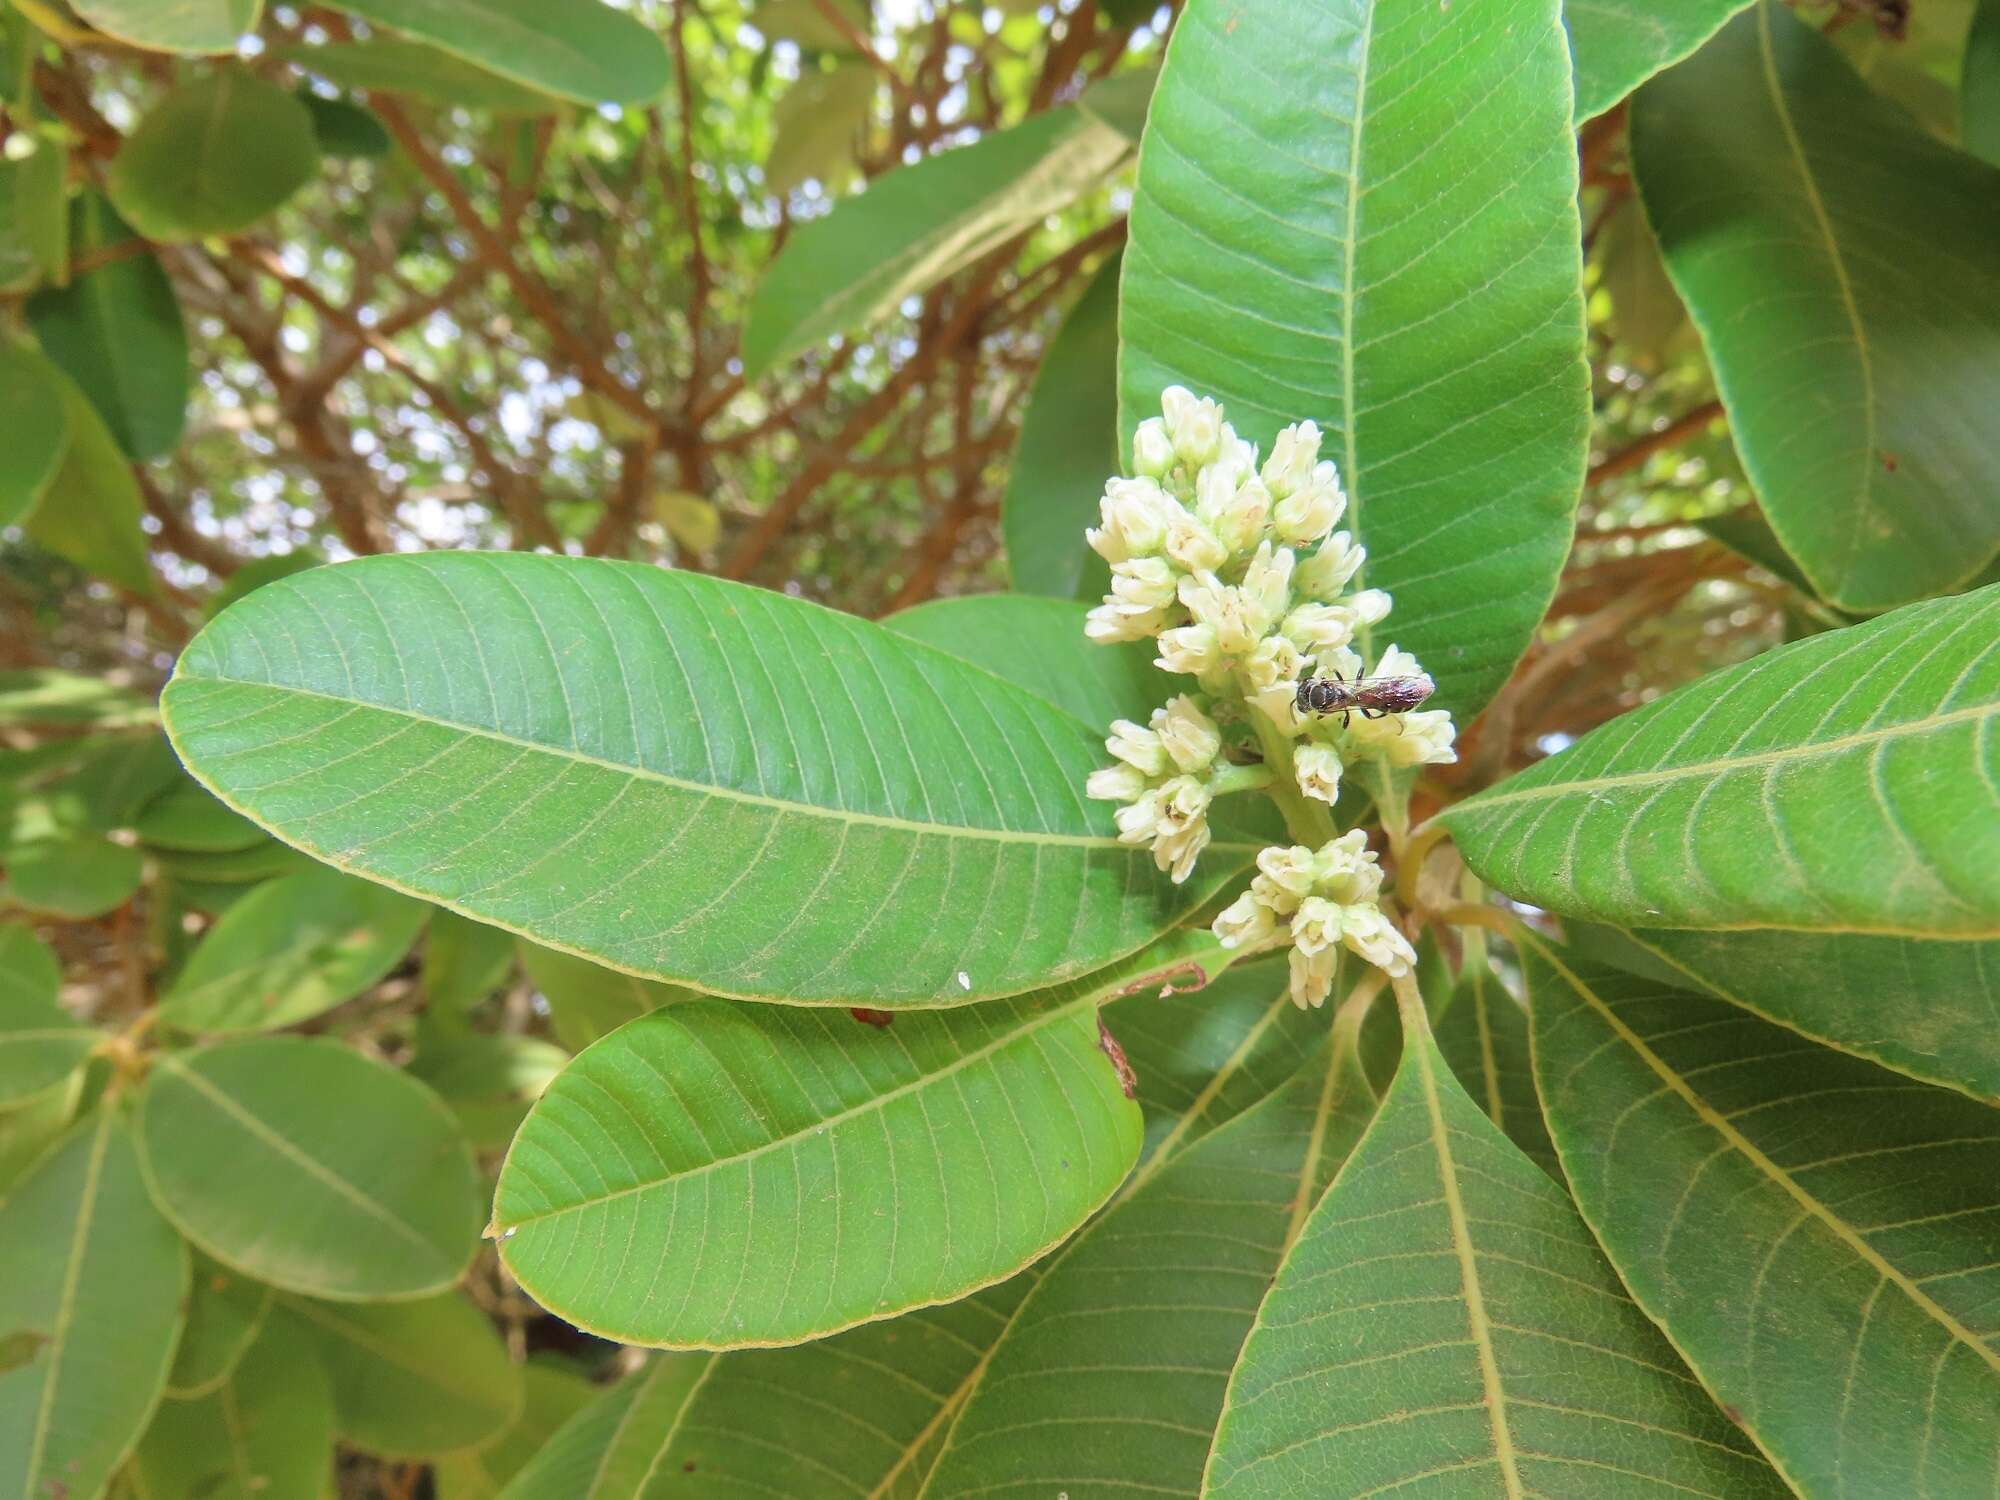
(170, 672, 1252, 855)
(23, 1111, 112, 1495)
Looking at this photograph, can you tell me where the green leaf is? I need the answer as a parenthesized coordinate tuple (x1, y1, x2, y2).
(336, 0, 670, 105)
(495, 987, 1144, 1347)
(1119, 0, 1589, 723)
(424, 908, 518, 1016)
(0, 669, 153, 730)
(133, 1314, 334, 1500)
(920, 1011, 1378, 1499)
(436, 1362, 597, 1500)
(1968, 0, 2000, 166)
(1523, 935, 2000, 1497)
(745, 106, 1130, 378)
(0, 136, 69, 291)
(165, 1254, 274, 1399)
(275, 38, 565, 115)
(1203, 1002, 1784, 1500)
(1076, 66, 1156, 142)
(26, 192, 188, 461)
(135, 1037, 482, 1299)
(27, 371, 156, 594)
(107, 72, 320, 242)
(760, 59, 876, 199)
(159, 866, 429, 1036)
(753, 0, 867, 52)
(134, 778, 265, 852)
(1433, 953, 1559, 1182)
(1445, 584, 2000, 935)
(0, 1110, 189, 1500)
(1632, 3, 2000, 610)
(296, 90, 392, 159)
(282, 1291, 524, 1456)
(8, 835, 144, 918)
(0, 1072, 81, 1195)
(0, 345, 69, 529)
(1000, 250, 1121, 600)
(0, 924, 92, 1107)
(1564, 0, 1752, 119)
(162, 553, 1248, 1006)
(517, 939, 692, 1051)
(409, 1032, 568, 1151)
(70, 0, 259, 52)
(885, 591, 1169, 728)
(492, 1356, 708, 1499)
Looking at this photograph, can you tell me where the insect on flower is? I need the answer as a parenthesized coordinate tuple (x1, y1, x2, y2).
(1295, 671, 1435, 727)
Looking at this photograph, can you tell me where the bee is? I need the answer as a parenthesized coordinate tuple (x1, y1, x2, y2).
(1295, 671, 1435, 727)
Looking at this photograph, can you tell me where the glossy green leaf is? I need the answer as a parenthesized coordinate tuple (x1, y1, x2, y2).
(26, 193, 188, 461)
(436, 1362, 597, 1500)
(761, 59, 876, 198)
(1433, 952, 1559, 1182)
(337, 0, 669, 105)
(1203, 1004, 1783, 1500)
(517, 940, 691, 1051)
(71, 0, 259, 52)
(296, 91, 392, 159)
(1563, 0, 1751, 119)
(276, 39, 564, 115)
(282, 1291, 524, 1456)
(107, 72, 319, 243)
(1445, 584, 2000, 935)
(162, 553, 1249, 1007)
(745, 106, 1130, 378)
(1968, 0, 2000, 166)
(0, 669, 153, 730)
(1120, 0, 1589, 723)
(1001, 250, 1121, 601)
(165, 1254, 273, 1399)
(8, 834, 144, 918)
(1632, 3, 2000, 609)
(133, 1315, 332, 1500)
(409, 1033, 567, 1151)
(27, 372, 156, 594)
(885, 592, 1171, 729)
(0, 345, 68, 528)
(136, 1037, 482, 1299)
(0, 1110, 188, 1500)
(134, 779, 264, 852)
(0, 925, 92, 1107)
(1524, 935, 2000, 1497)
(159, 866, 429, 1036)
(495, 984, 1144, 1346)
(920, 1012, 1377, 1499)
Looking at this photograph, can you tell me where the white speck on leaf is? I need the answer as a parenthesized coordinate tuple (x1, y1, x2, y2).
(957, 971, 971, 990)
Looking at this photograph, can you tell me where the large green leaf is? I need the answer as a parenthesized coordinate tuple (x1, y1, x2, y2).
(8, 834, 144, 918)
(1524, 936, 2000, 1497)
(0, 924, 92, 1107)
(743, 107, 1130, 379)
(1119, 0, 1589, 722)
(282, 1291, 524, 1456)
(165, 1254, 273, 1399)
(919, 1011, 1378, 1500)
(1563, 0, 1752, 120)
(1632, 3, 2000, 609)
(134, 778, 265, 853)
(107, 71, 320, 242)
(423, 909, 517, 1018)
(162, 553, 1248, 1007)
(135, 1037, 482, 1299)
(0, 1110, 188, 1500)
(276, 38, 565, 116)
(26, 372, 156, 594)
(0, 1072, 80, 1196)
(1203, 1004, 1784, 1500)
(1002, 250, 1121, 600)
(159, 866, 429, 1036)
(517, 940, 692, 1051)
(435, 1362, 597, 1500)
(494, 979, 1146, 1346)
(336, 0, 669, 104)
(0, 344, 68, 529)
(493, 1356, 712, 1499)
(1433, 952, 1559, 1182)
(26, 193, 187, 462)
(130, 1315, 333, 1500)
(761, 59, 876, 197)
(1444, 584, 2000, 935)
(71, 0, 259, 52)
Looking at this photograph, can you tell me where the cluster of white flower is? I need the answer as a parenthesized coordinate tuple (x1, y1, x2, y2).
(1213, 833, 1417, 1008)
(1081, 386, 1458, 996)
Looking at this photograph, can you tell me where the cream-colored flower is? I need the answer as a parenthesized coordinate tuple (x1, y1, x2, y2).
(1210, 475, 1272, 555)
(1295, 531, 1365, 599)
(1239, 541, 1294, 623)
(1240, 634, 1307, 730)
(1347, 588, 1393, 629)
(1085, 763, 1148, 802)
(1085, 476, 1173, 564)
(1162, 507, 1229, 573)
(1152, 695, 1221, 774)
(1132, 417, 1175, 479)
(1212, 889, 1278, 949)
(1290, 895, 1343, 955)
(1314, 830, 1384, 905)
(1155, 622, 1220, 678)
(1261, 421, 1322, 499)
(1113, 786, 1166, 845)
(1288, 943, 1339, 1010)
(1162, 386, 1222, 468)
(1179, 572, 1267, 656)
(1339, 904, 1416, 978)
(1295, 743, 1343, 804)
(1280, 601, 1362, 655)
(1150, 774, 1213, 883)
(1272, 461, 1346, 545)
(1346, 707, 1457, 768)
(1255, 844, 1318, 902)
(1108, 556, 1179, 612)
(1105, 719, 1168, 777)
(1084, 598, 1166, 644)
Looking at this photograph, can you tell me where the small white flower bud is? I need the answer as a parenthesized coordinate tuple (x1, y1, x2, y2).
(1086, 763, 1149, 803)
(1168, 392, 1223, 469)
(1214, 476, 1273, 555)
(1346, 707, 1457, 768)
(1288, 944, 1339, 1010)
(1162, 507, 1228, 573)
(1349, 588, 1393, 628)
(1212, 889, 1278, 949)
(1105, 719, 1169, 777)
(1151, 695, 1222, 774)
(1296, 532, 1366, 599)
(1280, 601, 1359, 655)
(1241, 633, 1305, 695)
(1340, 905, 1416, 978)
(1290, 896, 1344, 956)
(1179, 573, 1266, 656)
(1272, 468, 1346, 545)
(1150, 774, 1213, 884)
(1261, 421, 1322, 498)
(1085, 599, 1164, 644)
(1155, 622, 1220, 678)
(1295, 743, 1343, 804)
(1132, 418, 1175, 479)
(1240, 541, 1295, 622)
(1086, 476, 1175, 564)
(1256, 844, 1318, 901)
(1313, 830, 1383, 905)
(1110, 556, 1179, 611)
(1160, 385, 1196, 430)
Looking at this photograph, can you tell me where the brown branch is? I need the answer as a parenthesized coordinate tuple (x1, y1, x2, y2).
(1586, 398, 1725, 488)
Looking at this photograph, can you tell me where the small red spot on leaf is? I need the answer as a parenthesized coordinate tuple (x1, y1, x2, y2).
(1879, 450, 1899, 473)
(850, 1007, 894, 1028)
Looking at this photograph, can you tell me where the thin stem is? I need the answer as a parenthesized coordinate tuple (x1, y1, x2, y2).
(1394, 819, 1451, 912)
(1248, 714, 1337, 847)
(1433, 903, 1513, 939)
(1211, 762, 1276, 797)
